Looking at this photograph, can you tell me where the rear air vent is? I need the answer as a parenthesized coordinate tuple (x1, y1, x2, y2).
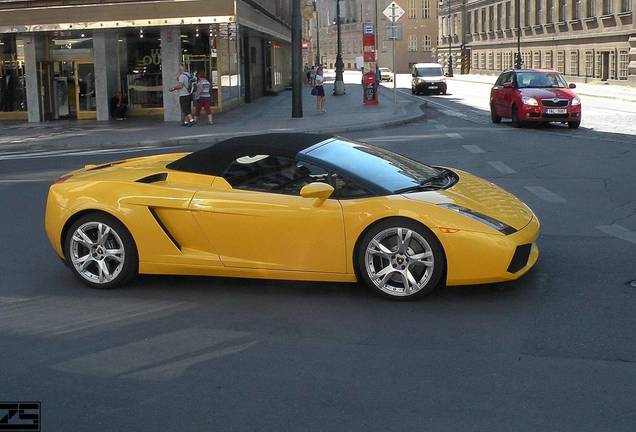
(136, 173, 168, 184)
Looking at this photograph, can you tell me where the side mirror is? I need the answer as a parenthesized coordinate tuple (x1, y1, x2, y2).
(568, 83, 577, 89)
(412, 73, 416, 77)
(300, 182, 334, 202)
(503, 82, 513, 89)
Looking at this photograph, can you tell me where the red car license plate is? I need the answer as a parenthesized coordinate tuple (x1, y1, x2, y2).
(545, 108, 567, 114)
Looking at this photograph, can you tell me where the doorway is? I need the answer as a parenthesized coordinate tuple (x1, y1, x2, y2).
(601, 52, 610, 81)
(39, 60, 96, 120)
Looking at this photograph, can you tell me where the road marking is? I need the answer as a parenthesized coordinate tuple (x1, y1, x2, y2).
(462, 144, 485, 154)
(488, 160, 517, 174)
(445, 132, 462, 139)
(0, 144, 188, 161)
(434, 124, 448, 130)
(524, 186, 567, 203)
(597, 224, 636, 246)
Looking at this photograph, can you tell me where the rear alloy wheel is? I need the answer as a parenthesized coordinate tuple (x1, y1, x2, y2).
(65, 213, 138, 289)
(491, 103, 502, 123)
(568, 121, 580, 129)
(357, 220, 445, 300)
(511, 105, 523, 128)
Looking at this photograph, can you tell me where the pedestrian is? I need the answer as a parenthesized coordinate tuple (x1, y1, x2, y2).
(110, 91, 128, 120)
(169, 64, 195, 127)
(194, 73, 214, 125)
(313, 65, 325, 113)
(307, 65, 315, 86)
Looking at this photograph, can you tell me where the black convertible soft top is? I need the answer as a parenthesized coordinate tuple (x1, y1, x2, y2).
(166, 133, 333, 176)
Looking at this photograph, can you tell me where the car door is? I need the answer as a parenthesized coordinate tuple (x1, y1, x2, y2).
(189, 155, 347, 273)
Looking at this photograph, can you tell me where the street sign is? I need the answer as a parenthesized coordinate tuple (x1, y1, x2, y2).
(385, 23, 403, 40)
(383, 1, 405, 23)
(363, 22, 374, 35)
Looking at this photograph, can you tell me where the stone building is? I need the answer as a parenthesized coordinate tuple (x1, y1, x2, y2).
(315, 0, 439, 73)
(437, 0, 636, 85)
(0, 0, 293, 122)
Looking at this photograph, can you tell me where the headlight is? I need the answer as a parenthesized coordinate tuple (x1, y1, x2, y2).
(438, 203, 517, 234)
(522, 96, 539, 106)
(571, 96, 581, 106)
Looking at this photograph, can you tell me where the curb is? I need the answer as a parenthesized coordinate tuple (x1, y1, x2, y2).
(0, 90, 426, 154)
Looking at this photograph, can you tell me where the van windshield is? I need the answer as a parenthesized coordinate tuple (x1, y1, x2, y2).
(415, 66, 443, 77)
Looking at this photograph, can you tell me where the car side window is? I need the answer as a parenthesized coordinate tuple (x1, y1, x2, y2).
(223, 155, 329, 195)
(328, 172, 372, 199)
(500, 72, 513, 86)
(495, 73, 505, 86)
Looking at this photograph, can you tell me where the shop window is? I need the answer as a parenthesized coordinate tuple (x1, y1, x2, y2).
(119, 27, 162, 110)
(0, 35, 27, 113)
(49, 30, 93, 57)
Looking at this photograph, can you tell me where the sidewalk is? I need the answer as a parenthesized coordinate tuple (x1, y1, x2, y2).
(0, 78, 423, 154)
(449, 74, 636, 103)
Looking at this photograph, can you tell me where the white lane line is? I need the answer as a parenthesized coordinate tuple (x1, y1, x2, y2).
(434, 124, 449, 130)
(462, 144, 485, 154)
(0, 144, 189, 161)
(524, 186, 567, 203)
(597, 224, 636, 246)
(0, 179, 52, 184)
(488, 160, 517, 174)
(445, 132, 462, 139)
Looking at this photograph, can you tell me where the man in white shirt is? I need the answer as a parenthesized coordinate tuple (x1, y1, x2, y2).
(169, 64, 194, 126)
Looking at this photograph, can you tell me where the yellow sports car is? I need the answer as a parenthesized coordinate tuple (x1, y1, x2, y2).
(45, 133, 539, 299)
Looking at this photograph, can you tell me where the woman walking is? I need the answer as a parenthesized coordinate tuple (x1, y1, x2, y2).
(194, 73, 213, 125)
(314, 66, 325, 113)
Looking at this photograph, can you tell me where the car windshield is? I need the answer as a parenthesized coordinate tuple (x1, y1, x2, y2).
(516, 71, 568, 88)
(305, 139, 441, 194)
(416, 67, 443, 77)
(380, 68, 390, 72)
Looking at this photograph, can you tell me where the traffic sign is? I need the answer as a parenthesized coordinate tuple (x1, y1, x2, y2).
(383, 1, 405, 23)
(363, 22, 374, 35)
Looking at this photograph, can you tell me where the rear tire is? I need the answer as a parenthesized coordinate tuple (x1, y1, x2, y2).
(491, 103, 502, 123)
(511, 105, 523, 128)
(64, 212, 138, 289)
(568, 121, 580, 129)
(356, 219, 445, 300)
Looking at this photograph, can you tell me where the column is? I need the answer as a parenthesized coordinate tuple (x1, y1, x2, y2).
(94, 30, 119, 121)
(23, 33, 43, 123)
(160, 26, 182, 122)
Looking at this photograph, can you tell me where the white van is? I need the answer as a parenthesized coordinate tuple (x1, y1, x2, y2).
(411, 63, 447, 95)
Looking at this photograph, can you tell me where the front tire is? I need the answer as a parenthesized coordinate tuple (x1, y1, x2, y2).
(356, 219, 445, 300)
(491, 103, 502, 123)
(64, 213, 138, 289)
(511, 105, 523, 128)
(568, 121, 580, 129)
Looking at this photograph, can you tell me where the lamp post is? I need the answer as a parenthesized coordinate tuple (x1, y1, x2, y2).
(515, 0, 522, 68)
(446, 0, 453, 77)
(314, 1, 321, 65)
(333, 0, 345, 95)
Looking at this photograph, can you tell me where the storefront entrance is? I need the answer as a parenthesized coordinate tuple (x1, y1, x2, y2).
(39, 60, 96, 120)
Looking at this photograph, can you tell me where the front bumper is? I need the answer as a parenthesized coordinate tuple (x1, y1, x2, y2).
(520, 105, 581, 122)
(441, 215, 540, 286)
(414, 81, 447, 92)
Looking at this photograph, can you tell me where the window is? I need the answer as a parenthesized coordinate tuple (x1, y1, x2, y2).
(547, 0, 554, 23)
(505, 2, 511, 28)
(422, 0, 431, 18)
(474, 10, 479, 32)
(482, 7, 487, 31)
(467, 11, 472, 33)
(525, 0, 532, 26)
(558, 0, 567, 20)
(480, 52, 486, 69)
(610, 50, 616, 79)
(585, 50, 594, 76)
(587, 0, 596, 16)
(569, 50, 579, 75)
(545, 50, 553, 69)
(408, 34, 417, 51)
(408, 0, 416, 18)
(533, 51, 541, 68)
(556, 50, 566, 73)
(489, 6, 495, 31)
(473, 52, 479, 68)
(223, 156, 329, 196)
(573, 0, 582, 18)
(0, 35, 27, 114)
(423, 35, 432, 51)
(515, 71, 569, 88)
(618, 50, 629, 79)
(488, 52, 494, 69)
(535, 0, 543, 24)
(496, 52, 502, 70)
(497, 3, 502, 29)
(621, 0, 632, 12)
(602, 0, 614, 13)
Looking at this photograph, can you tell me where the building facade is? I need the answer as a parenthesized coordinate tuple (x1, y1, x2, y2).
(438, 0, 636, 85)
(315, 0, 438, 73)
(0, 0, 293, 122)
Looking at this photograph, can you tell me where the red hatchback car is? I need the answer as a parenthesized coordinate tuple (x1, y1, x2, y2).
(490, 69, 582, 129)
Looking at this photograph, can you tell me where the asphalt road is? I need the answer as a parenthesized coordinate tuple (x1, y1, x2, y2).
(1, 96, 636, 431)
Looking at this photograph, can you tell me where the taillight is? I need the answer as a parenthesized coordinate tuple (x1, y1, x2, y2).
(53, 174, 72, 184)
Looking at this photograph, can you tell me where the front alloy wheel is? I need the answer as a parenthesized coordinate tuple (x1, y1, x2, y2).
(357, 220, 445, 299)
(65, 213, 138, 289)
